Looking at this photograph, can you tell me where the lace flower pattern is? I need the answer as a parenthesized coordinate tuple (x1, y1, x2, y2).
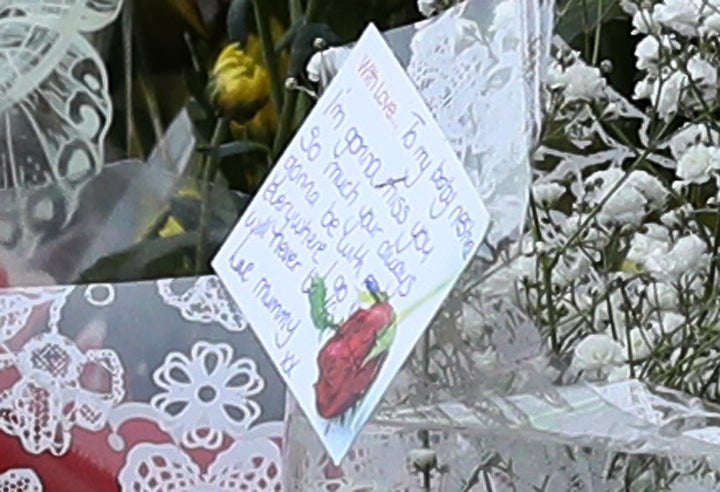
(0, 468, 43, 492)
(150, 341, 265, 450)
(157, 276, 247, 332)
(0, 331, 125, 455)
(118, 422, 283, 492)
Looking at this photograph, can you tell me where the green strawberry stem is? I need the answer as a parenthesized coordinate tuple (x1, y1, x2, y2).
(361, 274, 456, 365)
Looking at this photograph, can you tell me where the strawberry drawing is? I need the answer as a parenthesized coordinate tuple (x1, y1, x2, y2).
(308, 275, 397, 420)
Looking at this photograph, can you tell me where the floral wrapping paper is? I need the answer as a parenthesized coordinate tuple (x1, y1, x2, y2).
(0, 276, 285, 491)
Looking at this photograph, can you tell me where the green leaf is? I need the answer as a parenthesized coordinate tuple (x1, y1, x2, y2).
(167, 195, 242, 232)
(78, 230, 226, 283)
(363, 322, 397, 365)
(197, 140, 270, 159)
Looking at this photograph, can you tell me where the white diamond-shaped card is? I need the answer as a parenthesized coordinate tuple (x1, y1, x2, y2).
(213, 24, 490, 464)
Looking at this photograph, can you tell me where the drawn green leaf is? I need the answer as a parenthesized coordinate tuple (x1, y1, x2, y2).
(363, 322, 396, 365)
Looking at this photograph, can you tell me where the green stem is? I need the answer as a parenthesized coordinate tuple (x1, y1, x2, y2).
(195, 118, 228, 274)
(542, 260, 559, 351)
(272, 89, 298, 158)
(289, 0, 302, 22)
(123, 0, 136, 155)
(271, 0, 324, 159)
(253, 0, 284, 112)
(581, 0, 591, 59)
(591, 0, 603, 66)
(305, 0, 322, 23)
(550, 131, 672, 268)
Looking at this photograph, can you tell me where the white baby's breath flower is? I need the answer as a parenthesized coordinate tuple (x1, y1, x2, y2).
(676, 144, 720, 183)
(632, 9, 660, 34)
(660, 312, 685, 332)
(627, 170, 668, 208)
(669, 124, 720, 160)
(634, 70, 690, 121)
(633, 232, 708, 280)
(649, 281, 680, 310)
(686, 55, 718, 107)
(599, 185, 647, 225)
(479, 254, 537, 304)
(599, 292, 627, 322)
(643, 234, 710, 278)
(633, 76, 654, 100)
(653, 0, 702, 37)
(650, 311, 685, 338)
(652, 70, 688, 121)
(625, 328, 657, 359)
(619, 0, 639, 15)
(660, 203, 693, 228)
(627, 226, 671, 267)
(551, 60, 607, 103)
(552, 253, 591, 287)
(532, 182, 565, 206)
(585, 169, 665, 225)
(573, 333, 626, 371)
(702, 12, 720, 35)
(664, 234, 710, 277)
(635, 35, 678, 73)
(635, 36, 660, 72)
(306, 46, 351, 87)
(688, 55, 717, 86)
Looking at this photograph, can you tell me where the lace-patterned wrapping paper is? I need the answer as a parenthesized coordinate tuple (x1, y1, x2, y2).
(0, 276, 285, 491)
(384, 0, 552, 252)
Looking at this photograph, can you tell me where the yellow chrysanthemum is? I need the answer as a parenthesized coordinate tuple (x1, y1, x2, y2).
(210, 43, 271, 121)
(230, 101, 279, 146)
(209, 18, 289, 142)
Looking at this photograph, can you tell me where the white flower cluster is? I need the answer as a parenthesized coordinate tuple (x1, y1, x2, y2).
(548, 52, 607, 106)
(548, 58, 607, 105)
(305, 46, 351, 88)
(669, 124, 720, 187)
(481, 44, 720, 391)
(416, 0, 460, 18)
(624, 0, 720, 121)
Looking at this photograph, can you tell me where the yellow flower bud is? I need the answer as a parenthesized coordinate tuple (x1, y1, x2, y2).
(210, 42, 271, 121)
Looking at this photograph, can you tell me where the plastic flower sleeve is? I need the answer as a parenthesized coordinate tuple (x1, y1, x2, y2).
(0, 109, 244, 286)
(0, 0, 123, 190)
(402, 0, 553, 250)
(285, 323, 720, 490)
(279, 5, 720, 492)
(310, 0, 551, 249)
